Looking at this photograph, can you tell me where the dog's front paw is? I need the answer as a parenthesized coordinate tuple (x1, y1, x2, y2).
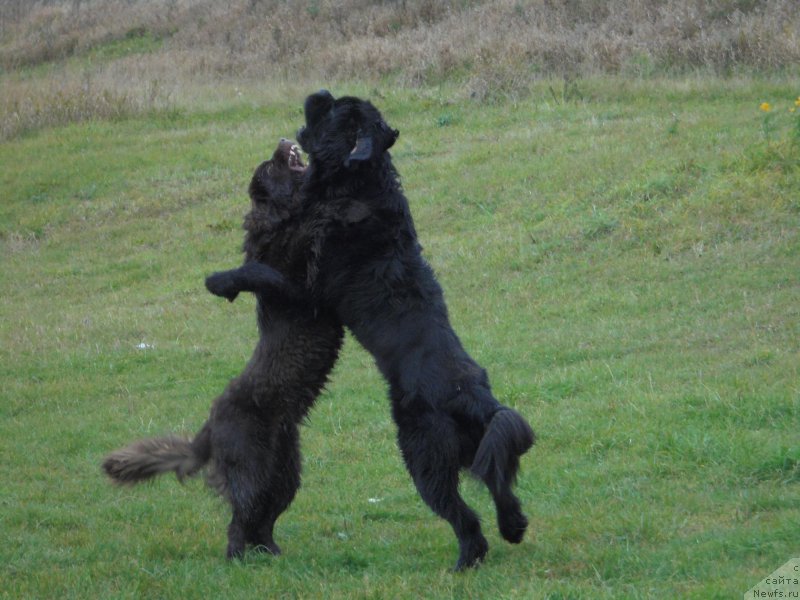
(205, 271, 239, 302)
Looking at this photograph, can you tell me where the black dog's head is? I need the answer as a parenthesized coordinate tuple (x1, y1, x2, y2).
(297, 90, 399, 177)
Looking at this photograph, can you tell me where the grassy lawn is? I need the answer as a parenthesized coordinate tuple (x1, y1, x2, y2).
(1, 76, 798, 598)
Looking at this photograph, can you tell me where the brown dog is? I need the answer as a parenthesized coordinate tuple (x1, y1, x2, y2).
(103, 140, 343, 559)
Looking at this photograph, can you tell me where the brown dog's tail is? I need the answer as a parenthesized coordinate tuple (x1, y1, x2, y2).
(102, 423, 212, 485)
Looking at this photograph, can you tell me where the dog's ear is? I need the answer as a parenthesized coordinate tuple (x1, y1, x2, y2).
(304, 90, 335, 126)
(344, 121, 399, 168)
(345, 131, 374, 165)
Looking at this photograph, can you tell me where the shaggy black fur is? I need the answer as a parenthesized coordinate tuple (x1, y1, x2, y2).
(206, 92, 536, 570)
(103, 140, 343, 559)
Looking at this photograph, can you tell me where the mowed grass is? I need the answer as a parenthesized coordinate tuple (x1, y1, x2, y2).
(1, 77, 798, 599)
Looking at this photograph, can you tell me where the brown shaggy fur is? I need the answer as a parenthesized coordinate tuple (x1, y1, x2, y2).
(102, 139, 343, 559)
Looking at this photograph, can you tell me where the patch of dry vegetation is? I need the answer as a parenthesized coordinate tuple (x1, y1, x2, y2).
(1, 0, 798, 136)
(3, 0, 798, 77)
(0, 71, 171, 139)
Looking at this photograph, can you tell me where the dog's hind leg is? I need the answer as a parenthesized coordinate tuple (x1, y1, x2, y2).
(224, 471, 268, 559)
(470, 408, 534, 544)
(488, 478, 528, 544)
(226, 516, 248, 559)
(395, 411, 488, 571)
(252, 421, 302, 556)
(472, 423, 529, 544)
(220, 439, 275, 559)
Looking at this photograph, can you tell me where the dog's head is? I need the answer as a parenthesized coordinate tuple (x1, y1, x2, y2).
(297, 90, 399, 176)
(243, 138, 306, 246)
(248, 138, 306, 211)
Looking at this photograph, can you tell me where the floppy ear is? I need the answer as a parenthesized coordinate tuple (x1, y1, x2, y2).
(304, 90, 334, 126)
(344, 122, 399, 168)
(346, 132, 373, 165)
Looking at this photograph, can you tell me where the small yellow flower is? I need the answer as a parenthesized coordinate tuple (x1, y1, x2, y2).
(760, 102, 771, 112)
(791, 107, 797, 113)
(795, 97, 800, 107)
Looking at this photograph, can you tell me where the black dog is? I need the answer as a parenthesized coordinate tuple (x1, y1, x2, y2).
(206, 92, 535, 570)
(103, 140, 343, 559)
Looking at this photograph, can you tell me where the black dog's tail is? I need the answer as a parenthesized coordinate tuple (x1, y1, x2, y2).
(102, 423, 212, 485)
(470, 408, 535, 489)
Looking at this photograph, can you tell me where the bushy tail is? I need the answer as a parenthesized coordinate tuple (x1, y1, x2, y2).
(470, 408, 535, 489)
(102, 424, 211, 485)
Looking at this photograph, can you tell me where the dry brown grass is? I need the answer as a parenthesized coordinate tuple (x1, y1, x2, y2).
(3, 0, 798, 77)
(1, 0, 798, 136)
(0, 69, 173, 140)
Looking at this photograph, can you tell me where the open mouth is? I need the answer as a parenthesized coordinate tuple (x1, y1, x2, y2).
(277, 138, 306, 173)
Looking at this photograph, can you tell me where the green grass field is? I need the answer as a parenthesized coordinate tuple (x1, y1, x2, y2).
(1, 75, 798, 598)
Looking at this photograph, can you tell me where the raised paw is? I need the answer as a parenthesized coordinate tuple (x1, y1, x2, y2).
(206, 271, 239, 302)
(498, 510, 528, 544)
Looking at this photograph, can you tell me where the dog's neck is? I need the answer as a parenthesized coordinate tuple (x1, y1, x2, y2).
(241, 203, 297, 261)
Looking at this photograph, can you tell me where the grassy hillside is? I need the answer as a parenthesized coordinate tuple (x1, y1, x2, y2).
(2, 75, 798, 598)
(1, 2, 799, 598)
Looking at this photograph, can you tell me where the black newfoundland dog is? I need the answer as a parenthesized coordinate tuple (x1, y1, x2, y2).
(103, 139, 343, 559)
(206, 92, 535, 570)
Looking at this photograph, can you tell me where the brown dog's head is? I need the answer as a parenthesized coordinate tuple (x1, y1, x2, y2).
(248, 138, 306, 212)
(297, 90, 399, 179)
(243, 139, 306, 259)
